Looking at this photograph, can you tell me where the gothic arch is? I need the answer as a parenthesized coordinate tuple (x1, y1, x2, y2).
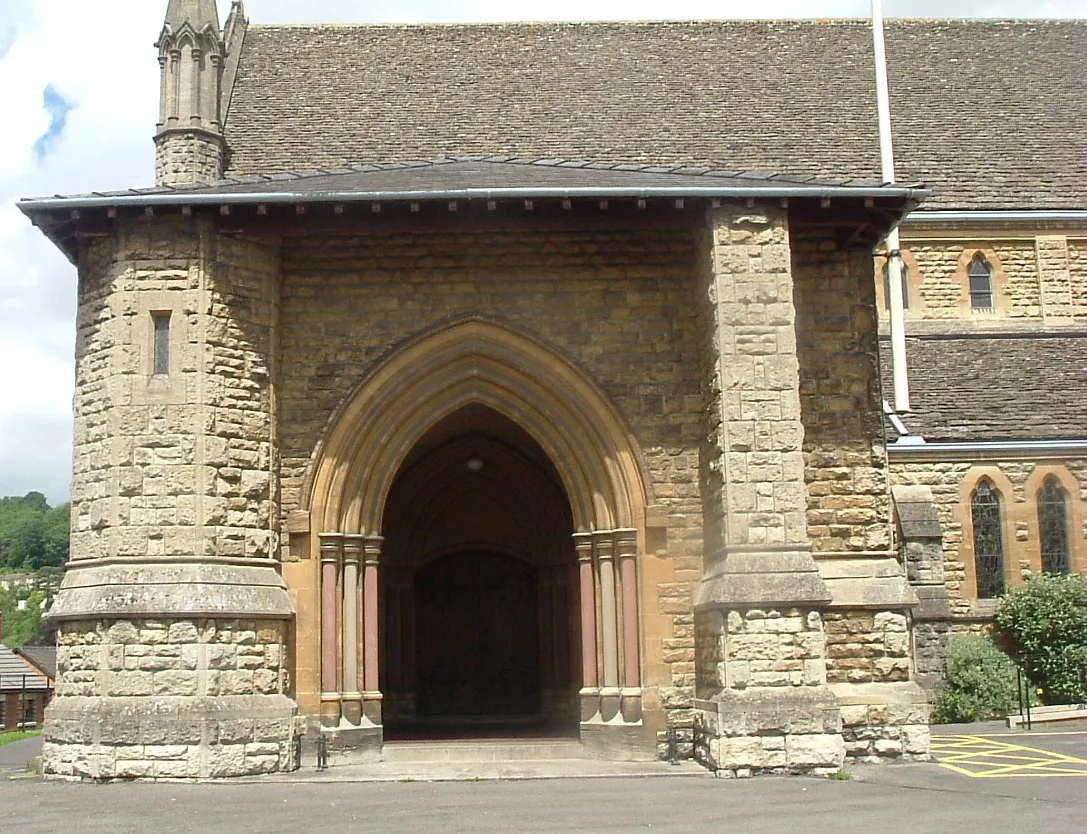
(305, 317, 651, 536)
(301, 318, 654, 737)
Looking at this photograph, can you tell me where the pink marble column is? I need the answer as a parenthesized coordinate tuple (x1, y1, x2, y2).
(616, 530, 640, 689)
(362, 535, 383, 726)
(574, 533, 599, 723)
(318, 533, 343, 726)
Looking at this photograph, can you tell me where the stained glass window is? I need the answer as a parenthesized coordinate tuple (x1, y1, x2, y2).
(882, 261, 910, 310)
(1039, 477, 1071, 575)
(972, 480, 1006, 599)
(968, 254, 994, 310)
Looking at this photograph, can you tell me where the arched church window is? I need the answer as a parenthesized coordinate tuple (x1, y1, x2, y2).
(968, 254, 994, 310)
(972, 479, 1006, 598)
(882, 261, 910, 310)
(1038, 476, 1071, 575)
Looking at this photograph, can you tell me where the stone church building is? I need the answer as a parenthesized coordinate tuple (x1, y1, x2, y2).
(19, 1, 1087, 779)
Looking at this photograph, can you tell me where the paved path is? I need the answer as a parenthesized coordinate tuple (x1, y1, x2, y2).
(3, 769, 1086, 833)
(0, 736, 41, 773)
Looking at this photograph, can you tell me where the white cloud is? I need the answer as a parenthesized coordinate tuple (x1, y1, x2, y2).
(0, 0, 1081, 504)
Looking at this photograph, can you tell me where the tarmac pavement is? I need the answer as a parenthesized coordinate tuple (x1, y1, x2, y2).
(3, 767, 1086, 834)
(2, 725, 1086, 833)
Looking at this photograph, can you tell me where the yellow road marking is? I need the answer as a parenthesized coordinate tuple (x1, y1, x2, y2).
(930, 734, 1087, 778)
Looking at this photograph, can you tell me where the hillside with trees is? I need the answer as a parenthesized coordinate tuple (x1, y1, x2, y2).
(0, 492, 69, 647)
(0, 492, 69, 571)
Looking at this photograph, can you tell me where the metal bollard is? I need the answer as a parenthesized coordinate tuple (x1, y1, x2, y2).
(316, 733, 329, 771)
(667, 727, 679, 765)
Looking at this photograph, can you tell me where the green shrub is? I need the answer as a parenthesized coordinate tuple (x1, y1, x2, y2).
(931, 634, 1020, 724)
(993, 574, 1087, 705)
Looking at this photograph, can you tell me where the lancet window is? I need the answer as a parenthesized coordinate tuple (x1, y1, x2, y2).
(1038, 477, 1071, 575)
(972, 479, 1006, 598)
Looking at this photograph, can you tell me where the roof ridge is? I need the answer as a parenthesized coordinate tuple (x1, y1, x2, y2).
(245, 19, 1087, 30)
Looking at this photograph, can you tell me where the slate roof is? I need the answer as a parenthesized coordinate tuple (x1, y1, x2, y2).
(20, 157, 927, 206)
(224, 19, 1087, 211)
(15, 646, 56, 681)
(881, 335, 1087, 442)
(0, 645, 50, 692)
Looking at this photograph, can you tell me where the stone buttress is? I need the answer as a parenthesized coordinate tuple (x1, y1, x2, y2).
(43, 216, 301, 779)
(693, 205, 929, 775)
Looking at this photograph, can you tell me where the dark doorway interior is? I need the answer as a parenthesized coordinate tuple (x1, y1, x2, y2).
(380, 405, 580, 742)
(416, 550, 539, 717)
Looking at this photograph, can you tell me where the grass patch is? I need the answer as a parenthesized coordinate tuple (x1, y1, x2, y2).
(827, 767, 852, 781)
(0, 730, 42, 749)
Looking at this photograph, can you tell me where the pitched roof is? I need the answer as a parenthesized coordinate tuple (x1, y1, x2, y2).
(15, 646, 56, 681)
(21, 157, 927, 204)
(224, 19, 1087, 211)
(0, 645, 50, 692)
(881, 335, 1087, 442)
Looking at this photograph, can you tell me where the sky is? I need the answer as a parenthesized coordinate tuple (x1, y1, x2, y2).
(1, 0, 1084, 505)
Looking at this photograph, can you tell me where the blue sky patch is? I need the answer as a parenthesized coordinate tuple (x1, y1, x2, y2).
(32, 84, 75, 163)
(0, 25, 15, 62)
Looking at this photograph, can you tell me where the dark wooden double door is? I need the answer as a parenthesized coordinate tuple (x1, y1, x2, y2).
(416, 551, 540, 717)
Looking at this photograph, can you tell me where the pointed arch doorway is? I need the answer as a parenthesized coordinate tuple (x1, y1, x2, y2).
(303, 319, 654, 757)
(381, 405, 578, 738)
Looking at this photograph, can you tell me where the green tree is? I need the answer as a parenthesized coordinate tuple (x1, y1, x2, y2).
(931, 635, 1021, 723)
(0, 493, 69, 570)
(993, 574, 1087, 705)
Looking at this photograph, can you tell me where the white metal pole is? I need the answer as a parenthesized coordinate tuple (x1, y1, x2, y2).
(873, 0, 911, 412)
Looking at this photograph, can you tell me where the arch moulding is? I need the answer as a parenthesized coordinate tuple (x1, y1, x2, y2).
(304, 317, 651, 536)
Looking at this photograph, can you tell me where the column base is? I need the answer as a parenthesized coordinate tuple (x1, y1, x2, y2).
(362, 691, 384, 726)
(580, 721, 656, 761)
(43, 695, 302, 780)
(320, 692, 342, 728)
(313, 724, 383, 763)
(694, 688, 845, 776)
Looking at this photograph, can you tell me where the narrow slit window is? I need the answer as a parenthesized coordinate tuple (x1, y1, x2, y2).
(968, 254, 994, 310)
(972, 479, 1006, 599)
(153, 312, 171, 376)
(1038, 477, 1071, 575)
(882, 261, 910, 310)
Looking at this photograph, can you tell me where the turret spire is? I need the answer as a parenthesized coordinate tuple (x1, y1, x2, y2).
(155, 0, 227, 185)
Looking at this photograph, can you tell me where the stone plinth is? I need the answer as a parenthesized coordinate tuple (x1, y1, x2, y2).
(43, 560, 301, 780)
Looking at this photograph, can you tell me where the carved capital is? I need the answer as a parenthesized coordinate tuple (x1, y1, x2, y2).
(342, 534, 364, 566)
(318, 532, 343, 564)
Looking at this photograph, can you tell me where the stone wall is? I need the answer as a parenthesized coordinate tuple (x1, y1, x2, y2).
(793, 233, 893, 555)
(68, 220, 280, 564)
(888, 240, 1041, 319)
(1067, 239, 1087, 319)
(275, 226, 705, 735)
(46, 617, 298, 779)
(888, 457, 1087, 615)
(48, 217, 298, 780)
(155, 131, 225, 187)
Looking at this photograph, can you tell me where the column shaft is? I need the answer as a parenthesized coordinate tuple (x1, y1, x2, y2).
(342, 536, 363, 696)
(596, 534, 620, 690)
(574, 534, 598, 689)
(319, 534, 343, 696)
(363, 536, 382, 694)
(617, 531, 640, 689)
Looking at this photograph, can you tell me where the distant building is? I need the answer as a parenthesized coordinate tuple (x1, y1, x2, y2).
(17, 0, 1085, 779)
(0, 645, 52, 730)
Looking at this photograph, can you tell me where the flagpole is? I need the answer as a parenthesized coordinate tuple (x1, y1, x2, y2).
(873, 0, 910, 412)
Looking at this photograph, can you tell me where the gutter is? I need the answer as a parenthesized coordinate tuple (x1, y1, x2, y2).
(17, 184, 931, 214)
(888, 439, 1087, 455)
(905, 210, 1087, 224)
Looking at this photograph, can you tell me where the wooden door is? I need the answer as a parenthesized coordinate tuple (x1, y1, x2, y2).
(416, 551, 540, 716)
